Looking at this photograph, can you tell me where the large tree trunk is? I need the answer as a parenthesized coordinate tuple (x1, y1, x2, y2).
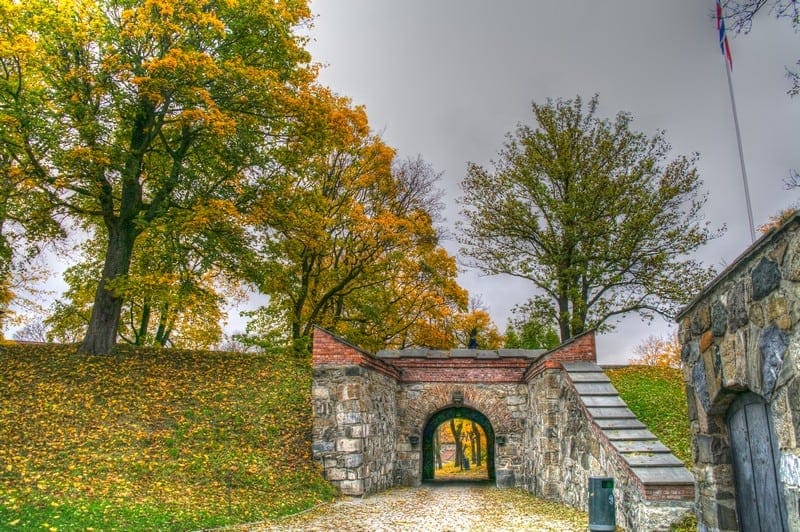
(80, 222, 136, 355)
(450, 419, 463, 469)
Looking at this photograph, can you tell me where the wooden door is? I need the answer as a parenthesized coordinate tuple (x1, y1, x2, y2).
(727, 393, 788, 531)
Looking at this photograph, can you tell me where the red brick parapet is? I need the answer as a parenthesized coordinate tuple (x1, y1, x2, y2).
(311, 327, 400, 380)
(524, 330, 596, 381)
(390, 357, 531, 383)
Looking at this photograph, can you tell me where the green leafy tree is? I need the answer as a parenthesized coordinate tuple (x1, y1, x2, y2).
(459, 95, 719, 342)
(1, 0, 313, 354)
(504, 299, 560, 349)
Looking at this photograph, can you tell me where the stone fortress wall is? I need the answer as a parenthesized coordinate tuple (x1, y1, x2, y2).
(678, 214, 800, 531)
(312, 327, 693, 530)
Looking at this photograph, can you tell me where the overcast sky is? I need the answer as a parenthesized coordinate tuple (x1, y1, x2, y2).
(305, 0, 800, 363)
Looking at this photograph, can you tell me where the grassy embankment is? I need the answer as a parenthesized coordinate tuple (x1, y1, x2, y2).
(0, 343, 336, 530)
(0, 344, 694, 530)
(606, 365, 692, 467)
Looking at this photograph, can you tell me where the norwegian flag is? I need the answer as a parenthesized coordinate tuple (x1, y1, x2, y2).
(716, 0, 733, 70)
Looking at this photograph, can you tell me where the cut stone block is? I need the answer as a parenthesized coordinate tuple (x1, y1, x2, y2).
(587, 407, 636, 419)
(581, 395, 627, 407)
(338, 479, 364, 495)
(623, 453, 685, 467)
(602, 429, 658, 441)
(573, 382, 617, 395)
(632, 466, 695, 485)
(562, 361, 602, 372)
(568, 372, 611, 383)
(612, 440, 671, 453)
(594, 418, 646, 429)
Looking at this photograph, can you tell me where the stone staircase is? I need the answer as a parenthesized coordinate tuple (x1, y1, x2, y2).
(562, 362, 694, 489)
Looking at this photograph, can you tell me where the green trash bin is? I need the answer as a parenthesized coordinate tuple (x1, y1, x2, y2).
(588, 477, 615, 531)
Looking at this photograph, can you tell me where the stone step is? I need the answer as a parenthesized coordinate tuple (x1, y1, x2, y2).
(568, 372, 611, 383)
(594, 418, 647, 429)
(581, 395, 627, 408)
(602, 429, 658, 441)
(573, 382, 617, 395)
(632, 466, 695, 485)
(587, 407, 637, 419)
(562, 361, 602, 372)
(623, 453, 685, 468)
(612, 440, 671, 453)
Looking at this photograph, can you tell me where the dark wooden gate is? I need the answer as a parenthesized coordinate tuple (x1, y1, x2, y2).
(727, 393, 788, 531)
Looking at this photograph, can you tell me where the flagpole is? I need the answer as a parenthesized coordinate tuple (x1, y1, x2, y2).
(717, 0, 756, 243)
(723, 59, 756, 243)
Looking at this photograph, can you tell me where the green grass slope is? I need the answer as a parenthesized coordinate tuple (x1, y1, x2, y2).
(606, 365, 692, 467)
(0, 343, 336, 531)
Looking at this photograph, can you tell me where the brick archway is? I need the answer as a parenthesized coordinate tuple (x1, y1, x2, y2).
(421, 405, 495, 482)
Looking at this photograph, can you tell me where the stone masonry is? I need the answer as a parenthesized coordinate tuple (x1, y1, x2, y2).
(678, 214, 800, 531)
(312, 327, 694, 530)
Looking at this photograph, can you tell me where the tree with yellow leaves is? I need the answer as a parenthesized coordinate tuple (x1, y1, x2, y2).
(0, 0, 314, 354)
(629, 334, 681, 369)
(243, 92, 468, 353)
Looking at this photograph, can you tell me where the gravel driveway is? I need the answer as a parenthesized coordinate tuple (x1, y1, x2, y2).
(255, 482, 588, 531)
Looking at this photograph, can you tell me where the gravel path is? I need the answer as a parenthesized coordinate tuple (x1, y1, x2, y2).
(254, 482, 588, 531)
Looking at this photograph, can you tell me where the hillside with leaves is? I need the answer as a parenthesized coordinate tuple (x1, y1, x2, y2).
(0, 343, 335, 530)
(606, 365, 692, 467)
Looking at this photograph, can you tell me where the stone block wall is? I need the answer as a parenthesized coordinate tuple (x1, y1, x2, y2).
(311, 329, 399, 495)
(523, 360, 693, 531)
(678, 215, 800, 531)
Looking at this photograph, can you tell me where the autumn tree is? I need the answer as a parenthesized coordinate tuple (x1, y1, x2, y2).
(47, 219, 241, 349)
(451, 297, 503, 349)
(1, 0, 314, 354)
(245, 93, 466, 353)
(459, 95, 718, 342)
(0, 1, 64, 336)
(449, 418, 464, 469)
(630, 334, 681, 369)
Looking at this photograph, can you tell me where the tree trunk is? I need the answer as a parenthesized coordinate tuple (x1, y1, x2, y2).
(80, 221, 137, 355)
(470, 422, 478, 464)
(434, 430, 442, 469)
(450, 419, 463, 469)
(475, 424, 482, 466)
(155, 304, 171, 347)
(557, 294, 571, 341)
(135, 300, 151, 346)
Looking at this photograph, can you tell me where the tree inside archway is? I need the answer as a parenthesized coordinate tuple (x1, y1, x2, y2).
(433, 417, 488, 480)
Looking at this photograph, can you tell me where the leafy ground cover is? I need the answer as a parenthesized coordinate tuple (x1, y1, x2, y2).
(607, 365, 695, 531)
(606, 365, 692, 466)
(434, 461, 489, 481)
(0, 343, 336, 530)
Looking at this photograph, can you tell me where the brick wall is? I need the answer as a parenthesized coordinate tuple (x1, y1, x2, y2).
(390, 358, 531, 383)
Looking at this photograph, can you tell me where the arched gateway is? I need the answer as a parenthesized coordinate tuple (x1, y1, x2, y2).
(311, 327, 695, 530)
(421, 406, 495, 482)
